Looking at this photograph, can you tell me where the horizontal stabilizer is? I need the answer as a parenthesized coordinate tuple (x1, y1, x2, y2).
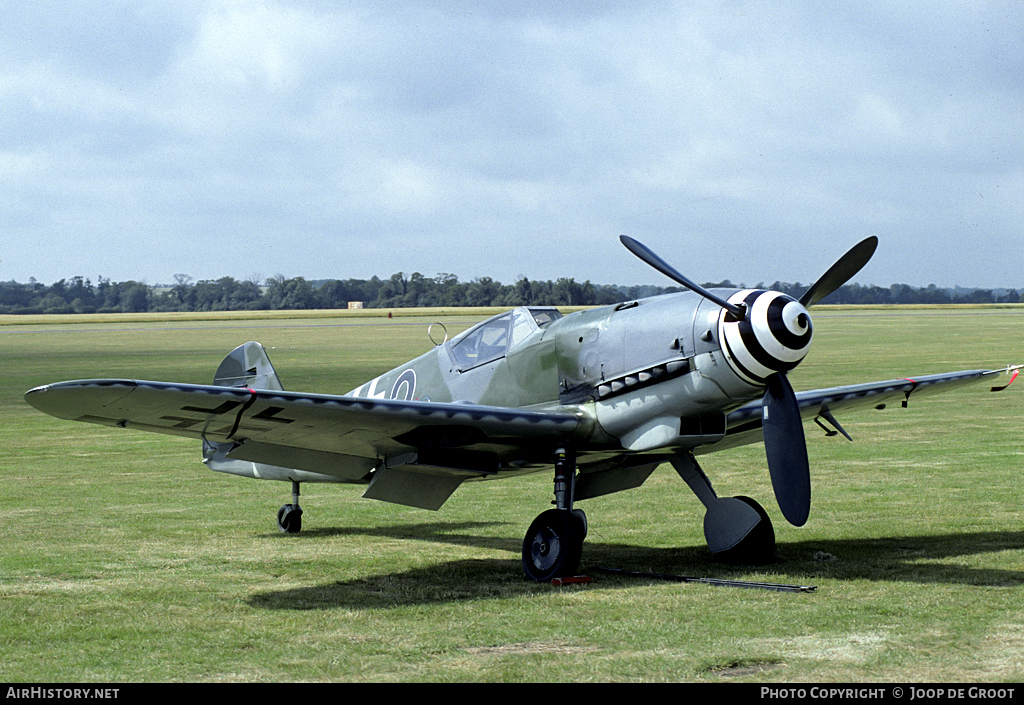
(215, 342, 284, 391)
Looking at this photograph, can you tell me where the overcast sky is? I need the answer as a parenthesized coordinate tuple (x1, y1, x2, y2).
(3, 1, 1022, 290)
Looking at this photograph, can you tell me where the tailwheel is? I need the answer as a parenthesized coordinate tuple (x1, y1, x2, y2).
(277, 504, 302, 533)
(522, 509, 583, 582)
(713, 496, 776, 565)
(277, 480, 303, 534)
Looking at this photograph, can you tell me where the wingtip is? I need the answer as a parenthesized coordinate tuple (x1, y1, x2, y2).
(24, 384, 52, 408)
(23, 379, 138, 419)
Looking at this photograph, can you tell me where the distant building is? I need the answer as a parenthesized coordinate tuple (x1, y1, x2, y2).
(348, 301, 364, 309)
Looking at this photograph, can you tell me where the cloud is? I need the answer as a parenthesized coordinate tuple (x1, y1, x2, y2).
(2, 1, 1022, 289)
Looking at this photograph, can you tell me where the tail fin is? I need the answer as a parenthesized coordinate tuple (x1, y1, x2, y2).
(214, 341, 284, 391)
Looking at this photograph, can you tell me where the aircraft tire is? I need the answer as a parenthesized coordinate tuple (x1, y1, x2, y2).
(522, 509, 583, 582)
(713, 496, 775, 565)
(571, 508, 588, 539)
(277, 504, 303, 534)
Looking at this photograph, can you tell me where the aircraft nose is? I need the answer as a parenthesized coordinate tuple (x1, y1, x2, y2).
(718, 290, 813, 385)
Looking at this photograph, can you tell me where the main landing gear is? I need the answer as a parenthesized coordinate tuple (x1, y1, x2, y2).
(522, 448, 587, 582)
(670, 451, 776, 564)
(277, 480, 303, 534)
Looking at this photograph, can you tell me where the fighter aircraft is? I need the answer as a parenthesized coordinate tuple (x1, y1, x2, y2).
(25, 237, 1022, 581)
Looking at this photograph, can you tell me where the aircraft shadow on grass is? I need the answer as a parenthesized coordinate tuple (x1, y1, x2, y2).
(247, 522, 1024, 610)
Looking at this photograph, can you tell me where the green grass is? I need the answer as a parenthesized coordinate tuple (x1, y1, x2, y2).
(2, 307, 1023, 682)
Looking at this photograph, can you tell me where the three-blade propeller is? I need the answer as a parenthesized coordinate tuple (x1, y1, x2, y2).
(621, 234, 878, 527)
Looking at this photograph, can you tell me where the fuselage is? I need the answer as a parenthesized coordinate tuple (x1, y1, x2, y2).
(347, 289, 814, 453)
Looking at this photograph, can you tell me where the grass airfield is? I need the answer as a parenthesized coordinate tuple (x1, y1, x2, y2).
(2, 306, 1023, 682)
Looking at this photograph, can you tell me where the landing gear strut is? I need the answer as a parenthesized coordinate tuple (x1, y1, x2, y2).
(671, 451, 776, 564)
(277, 480, 303, 534)
(522, 448, 586, 581)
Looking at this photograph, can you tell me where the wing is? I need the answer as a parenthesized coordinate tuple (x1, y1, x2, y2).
(701, 368, 1015, 454)
(571, 368, 1019, 502)
(25, 379, 592, 507)
(25, 367, 1017, 509)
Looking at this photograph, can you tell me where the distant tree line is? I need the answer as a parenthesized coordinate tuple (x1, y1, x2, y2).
(0, 273, 1021, 315)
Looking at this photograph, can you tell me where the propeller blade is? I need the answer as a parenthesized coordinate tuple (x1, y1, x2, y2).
(762, 372, 811, 526)
(620, 235, 747, 320)
(799, 236, 878, 308)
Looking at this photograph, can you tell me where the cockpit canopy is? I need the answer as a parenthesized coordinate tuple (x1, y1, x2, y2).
(449, 307, 562, 371)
